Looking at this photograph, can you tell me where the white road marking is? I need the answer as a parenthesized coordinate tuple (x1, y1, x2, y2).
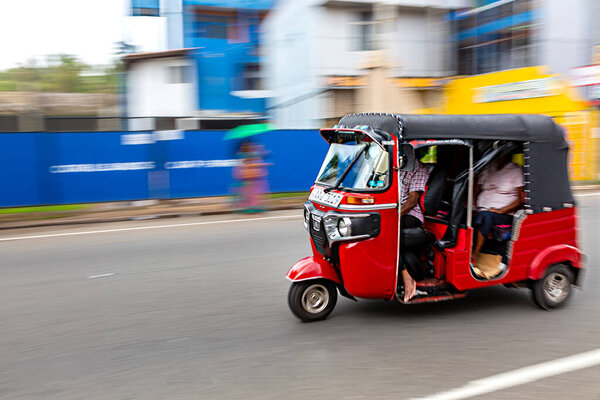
(0, 193, 597, 242)
(411, 348, 600, 400)
(574, 192, 600, 197)
(0, 214, 301, 243)
(87, 273, 115, 279)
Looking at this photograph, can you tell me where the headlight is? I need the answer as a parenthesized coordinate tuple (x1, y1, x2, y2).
(338, 217, 351, 237)
(323, 216, 338, 239)
(303, 208, 310, 229)
(320, 212, 380, 243)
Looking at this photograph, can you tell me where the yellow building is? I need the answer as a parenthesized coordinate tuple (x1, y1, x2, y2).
(441, 66, 598, 181)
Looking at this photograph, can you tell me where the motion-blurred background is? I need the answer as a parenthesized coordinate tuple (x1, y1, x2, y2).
(0, 0, 599, 210)
(2, 4, 600, 400)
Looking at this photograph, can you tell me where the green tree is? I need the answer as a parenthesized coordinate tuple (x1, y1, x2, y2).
(46, 54, 87, 92)
(0, 54, 119, 94)
(114, 41, 139, 56)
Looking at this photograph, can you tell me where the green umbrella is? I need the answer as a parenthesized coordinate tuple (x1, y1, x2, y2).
(223, 123, 276, 140)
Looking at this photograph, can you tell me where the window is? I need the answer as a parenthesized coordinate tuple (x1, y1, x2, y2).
(350, 11, 375, 51)
(458, 47, 474, 75)
(167, 66, 192, 84)
(511, 34, 533, 68)
(457, 15, 475, 33)
(499, 3, 512, 18)
(453, 0, 538, 75)
(132, 8, 159, 16)
(228, 14, 250, 43)
(196, 15, 230, 39)
(131, 0, 159, 16)
(242, 63, 262, 91)
(514, 0, 535, 14)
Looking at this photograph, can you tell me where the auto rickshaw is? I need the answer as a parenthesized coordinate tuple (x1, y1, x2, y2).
(286, 113, 583, 322)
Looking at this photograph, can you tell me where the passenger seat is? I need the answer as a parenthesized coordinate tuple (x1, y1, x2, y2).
(420, 165, 447, 219)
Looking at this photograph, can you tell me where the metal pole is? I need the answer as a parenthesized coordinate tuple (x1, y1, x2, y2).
(467, 146, 474, 227)
(395, 141, 403, 297)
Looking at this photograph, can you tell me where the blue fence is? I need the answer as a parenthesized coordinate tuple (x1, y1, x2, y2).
(0, 130, 328, 207)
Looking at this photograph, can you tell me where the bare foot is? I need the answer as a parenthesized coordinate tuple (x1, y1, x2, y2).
(402, 269, 416, 302)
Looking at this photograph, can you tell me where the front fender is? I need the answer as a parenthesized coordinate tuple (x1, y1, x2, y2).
(286, 256, 341, 284)
(529, 244, 583, 281)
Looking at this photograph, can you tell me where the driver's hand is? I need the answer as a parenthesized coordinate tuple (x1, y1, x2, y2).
(489, 208, 503, 214)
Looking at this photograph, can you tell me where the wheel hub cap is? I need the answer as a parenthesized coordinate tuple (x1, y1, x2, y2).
(544, 272, 569, 302)
(301, 284, 329, 314)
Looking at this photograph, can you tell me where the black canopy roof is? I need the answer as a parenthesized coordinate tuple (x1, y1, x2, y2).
(337, 113, 567, 148)
(336, 113, 574, 212)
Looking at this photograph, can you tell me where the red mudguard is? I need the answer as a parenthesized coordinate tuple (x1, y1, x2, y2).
(528, 244, 583, 281)
(286, 256, 341, 284)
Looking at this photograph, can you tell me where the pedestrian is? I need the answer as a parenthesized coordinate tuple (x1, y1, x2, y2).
(234, 141, 269, 212)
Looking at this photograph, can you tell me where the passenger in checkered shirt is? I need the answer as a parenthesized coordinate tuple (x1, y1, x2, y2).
(398, 150, 431, 302)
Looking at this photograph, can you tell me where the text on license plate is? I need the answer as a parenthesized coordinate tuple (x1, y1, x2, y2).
(309, 188, 343, 208)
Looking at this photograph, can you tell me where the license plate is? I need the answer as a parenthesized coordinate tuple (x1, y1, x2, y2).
(312, 214, 322, 231)
(309, 188, 343, 208)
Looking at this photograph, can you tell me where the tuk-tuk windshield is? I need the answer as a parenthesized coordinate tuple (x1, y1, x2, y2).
(316, 142, 389, 190)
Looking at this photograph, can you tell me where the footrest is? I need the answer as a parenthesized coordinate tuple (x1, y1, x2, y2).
(416, 278, 447, 289)
(400, 292, 467, 304)
(397, 283, 467, 304)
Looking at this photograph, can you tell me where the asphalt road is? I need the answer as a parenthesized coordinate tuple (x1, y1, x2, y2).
(1, 195, 599, 400)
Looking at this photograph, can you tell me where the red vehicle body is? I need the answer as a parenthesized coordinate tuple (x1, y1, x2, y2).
(286, 114, 583, 322)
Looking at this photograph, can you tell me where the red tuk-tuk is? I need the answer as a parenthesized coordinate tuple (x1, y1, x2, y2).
(287, 113, 583, 322)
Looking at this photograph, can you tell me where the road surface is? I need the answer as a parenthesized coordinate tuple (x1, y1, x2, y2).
(1, 195, 599, 399)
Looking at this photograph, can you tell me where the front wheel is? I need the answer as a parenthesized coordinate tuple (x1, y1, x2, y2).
(288, 280, 338, 322)
(531, 264, 574, 310)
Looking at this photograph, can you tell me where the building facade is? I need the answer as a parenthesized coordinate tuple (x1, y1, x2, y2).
(445, 0, 600, 181)
(124, 0, 273, 129)
(263, 0, 471, 128)
(450, 0, 596, 76)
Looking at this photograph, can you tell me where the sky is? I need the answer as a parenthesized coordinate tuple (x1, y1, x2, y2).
(0, 0, 126, 70)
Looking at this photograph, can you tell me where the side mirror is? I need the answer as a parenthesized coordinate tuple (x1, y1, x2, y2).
(399, 143, 415, 171)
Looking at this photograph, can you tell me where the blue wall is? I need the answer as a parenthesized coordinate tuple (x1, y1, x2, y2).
(183, 2, 271, 114)
(0, 130, 328, 207)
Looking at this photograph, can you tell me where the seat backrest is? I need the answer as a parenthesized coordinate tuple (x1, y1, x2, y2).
(419, 165, 447, 217)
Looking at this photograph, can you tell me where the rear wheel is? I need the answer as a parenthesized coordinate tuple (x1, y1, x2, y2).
(531, 264, 574, 310)
(288, 280, 338, 322)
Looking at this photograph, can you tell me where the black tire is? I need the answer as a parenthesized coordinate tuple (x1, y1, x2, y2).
(288, 280, 338, 322)
(531, 264, 574, 310)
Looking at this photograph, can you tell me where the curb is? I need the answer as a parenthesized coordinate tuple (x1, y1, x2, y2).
(1, 185, 598, 231)
(0, 203, 305, 231)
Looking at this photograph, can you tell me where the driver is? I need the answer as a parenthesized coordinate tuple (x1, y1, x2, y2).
(399, 147, 432, 302)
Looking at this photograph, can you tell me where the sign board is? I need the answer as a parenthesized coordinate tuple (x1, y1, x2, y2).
(327, 76, 448, 89)
(569, 64, 600, 87)
(593, 45, 600, 65)
(569, 64, 600, 104)
(473, 77, 561, 103)
(394, 77, 447, 88)
(328, 76, 366, 88)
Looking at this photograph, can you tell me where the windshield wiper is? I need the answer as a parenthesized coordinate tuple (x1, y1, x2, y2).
(323, 145, 367, 193)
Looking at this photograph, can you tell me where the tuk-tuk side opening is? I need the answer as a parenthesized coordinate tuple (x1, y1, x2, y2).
(410, 136, 578, 290)
(401, 138, 554, 285)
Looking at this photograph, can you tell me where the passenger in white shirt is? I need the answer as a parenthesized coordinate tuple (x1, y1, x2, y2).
(473, 154, 524, 260)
